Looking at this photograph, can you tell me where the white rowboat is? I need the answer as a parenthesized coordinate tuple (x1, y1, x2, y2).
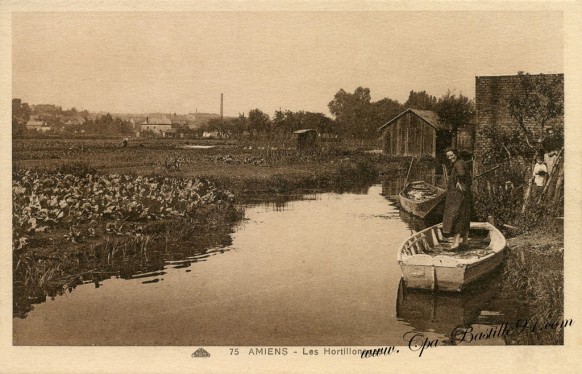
(397, 222, 506, 292)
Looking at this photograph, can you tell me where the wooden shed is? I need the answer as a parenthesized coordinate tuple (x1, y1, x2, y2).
(378, 108, 452, 158)
(294, 129, 317, 151)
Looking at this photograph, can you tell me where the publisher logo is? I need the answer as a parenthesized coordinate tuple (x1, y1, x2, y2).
(192, 348, 211, 358)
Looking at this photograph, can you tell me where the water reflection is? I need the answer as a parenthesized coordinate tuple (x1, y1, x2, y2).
(396, 262, 512, 344)
(242, 192, 319, 211)
(396, 275, 507, 344)
(13, 225, 237, 319)
(242, 185, 371, 212)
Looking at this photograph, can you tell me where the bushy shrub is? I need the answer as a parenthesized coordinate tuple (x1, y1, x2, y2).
(480, 125, 536, 166)
(472, 160, 528, 226)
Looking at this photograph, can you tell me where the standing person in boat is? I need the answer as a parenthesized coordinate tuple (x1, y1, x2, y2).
(442, 147, 472, 251)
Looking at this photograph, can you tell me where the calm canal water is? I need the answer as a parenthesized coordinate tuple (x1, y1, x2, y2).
(14, 185, 511, 346)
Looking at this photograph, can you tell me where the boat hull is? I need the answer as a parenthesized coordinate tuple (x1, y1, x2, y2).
(397, 222, 506, 292)
(398, 181, 446, 218)
(400, 251, 504, 292)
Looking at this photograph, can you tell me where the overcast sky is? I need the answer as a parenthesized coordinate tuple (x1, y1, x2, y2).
(12, 11, 563, 117)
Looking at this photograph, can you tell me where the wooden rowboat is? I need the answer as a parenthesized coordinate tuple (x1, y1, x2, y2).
(398, 181, 446, 218)
(397, 222, 506, 292)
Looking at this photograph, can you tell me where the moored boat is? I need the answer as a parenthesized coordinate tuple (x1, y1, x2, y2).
(397, 222, 506, 292)
(398, 181, 446, 218)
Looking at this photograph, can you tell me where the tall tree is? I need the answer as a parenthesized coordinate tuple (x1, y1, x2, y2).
(12, 99, 31, 136)
(328, 87, 373, 138)
(508, 72, 564, 149)
(371, 98, 403, 129)
(231, 113, 248, 140)
(404, 90, 438, 110)
(435, 91, 475, 131)
(248, 108, 271, 137)
(302, 112, 334, 135)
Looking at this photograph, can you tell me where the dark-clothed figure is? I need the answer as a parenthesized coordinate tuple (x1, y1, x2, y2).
(442, 148, 472, 250)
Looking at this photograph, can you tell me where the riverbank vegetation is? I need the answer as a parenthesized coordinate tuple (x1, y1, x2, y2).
(470, 73, 564, 344)
(499, 232, 564, 344)
(12, 166, 243, 317)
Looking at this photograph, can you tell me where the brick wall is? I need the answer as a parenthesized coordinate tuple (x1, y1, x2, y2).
(474, 74, 564, 169)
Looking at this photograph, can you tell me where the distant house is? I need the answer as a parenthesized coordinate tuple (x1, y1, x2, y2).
(378, 108, 453, 158)
(64, 117, 85, 126)
(139, 116, 173, 137)
(163, 128, 182, 138)
(294, 129, 317, 152)
(25, 119, 51, 132)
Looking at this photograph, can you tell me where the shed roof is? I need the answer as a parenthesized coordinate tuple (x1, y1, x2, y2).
(293, 129, 317, 134)
(378, 108, 451, 131)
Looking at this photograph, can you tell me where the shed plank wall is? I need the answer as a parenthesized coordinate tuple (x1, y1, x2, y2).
(382, 112, 437, 157)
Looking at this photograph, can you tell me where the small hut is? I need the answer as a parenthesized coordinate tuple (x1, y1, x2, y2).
(378, 108, 452, 158)
(294, 129, 317, 152)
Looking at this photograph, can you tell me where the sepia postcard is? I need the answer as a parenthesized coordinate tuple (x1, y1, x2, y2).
(1, 1, 581, 373)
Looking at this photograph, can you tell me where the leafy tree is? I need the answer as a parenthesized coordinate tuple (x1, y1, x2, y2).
(435, 91, 475, 131)
(404, 90, 437, 110)
(480, 124, 536, 165)
(508, 72, 564, 149)
(371, 98, 403, 129)
(86, 113, 132, 136)
(272, 109, 299, 137)
(232, 113, 248, 139)
(248, 108, 271, 137)
(328, 87, 373, 138)
(303, 112, 334, 135)
(12, 99, 31, 136)
(206, 118, 222, 134)
(272, 110, 335, 138)
(272, 110, 286, 134)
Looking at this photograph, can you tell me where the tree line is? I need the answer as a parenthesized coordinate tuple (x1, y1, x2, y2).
(200, 88, 475, 140)
(12, 100, 134, 137)
(14, 87, 475, 139)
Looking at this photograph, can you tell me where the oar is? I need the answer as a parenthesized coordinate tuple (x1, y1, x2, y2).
(472, 164, 501, 180)
(403, 157, 414, 188)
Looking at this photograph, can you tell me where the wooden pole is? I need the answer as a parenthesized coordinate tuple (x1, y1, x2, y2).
(538, 147, 564, 203)
(403, 157, 414, 190)
(472, 164, 501, 180)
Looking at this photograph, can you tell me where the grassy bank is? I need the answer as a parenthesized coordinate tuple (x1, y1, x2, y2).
(500, 231, 564, 344)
